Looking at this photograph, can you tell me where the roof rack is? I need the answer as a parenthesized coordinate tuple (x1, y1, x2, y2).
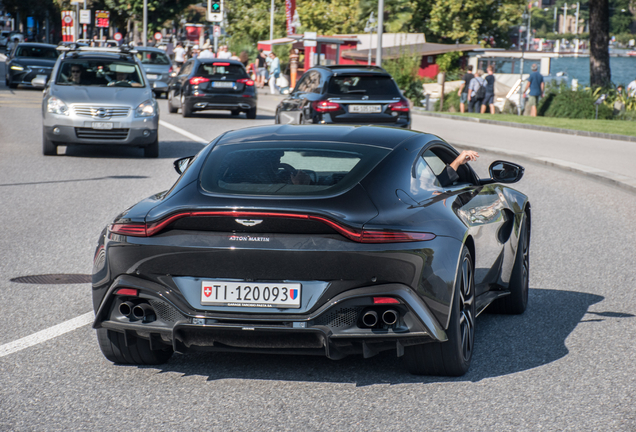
(56, 44, 137, 55)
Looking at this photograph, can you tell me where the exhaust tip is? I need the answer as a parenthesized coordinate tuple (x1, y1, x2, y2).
(119, 301, 134, 317)
(362, 310, 378, 327)
(132, 303, 156, 322)
(382, 309, 399, 326)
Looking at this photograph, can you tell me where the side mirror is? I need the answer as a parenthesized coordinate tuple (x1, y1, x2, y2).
(152, 81, 168, 92)
(173, 156, 194, 175)
(32, 76, 47, 89)
(487, 160, 524, 184)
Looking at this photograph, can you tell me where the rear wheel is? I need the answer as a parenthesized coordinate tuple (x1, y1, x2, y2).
(97, 328, 173, 365)
(274, 110, 281, 124)
(42, 132, 57, 156)
(181, 94, 192, 117)
(246, 107, 257, 119)
(488, 212, 530, 314)
(144, 137, 159, 158)
(404, 246, 475, 376)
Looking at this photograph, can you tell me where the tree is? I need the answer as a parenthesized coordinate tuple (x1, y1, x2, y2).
(104, 0, 197, 39)
(589, 0, 612, 87)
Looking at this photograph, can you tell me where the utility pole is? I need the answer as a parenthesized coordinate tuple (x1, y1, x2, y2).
(563, 2, 567, 34)
(364, 12, 376, 65)
(270, 0, 275, 45)
(376, 0, 384, 67)
(553, 6, 557, 33)
(143, 0, 148, 46)
(526, 8, 532, 51)
(575, 2, 580, 34)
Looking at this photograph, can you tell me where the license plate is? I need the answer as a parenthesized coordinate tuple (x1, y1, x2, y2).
(146, 74, 158, 79)
(201, 281, 301, 308)
(213, 81, 235, 88)
(92, 122, 114, 130)
(349, 105, 382, 113)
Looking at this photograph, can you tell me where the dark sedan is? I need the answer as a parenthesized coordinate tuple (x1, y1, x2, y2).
(135, 47, 174, 98)
(276, 65, 411, 128)
(5, 43, 59, 88)
(92, 125, 530, 376)
(167, 58, 257, 118)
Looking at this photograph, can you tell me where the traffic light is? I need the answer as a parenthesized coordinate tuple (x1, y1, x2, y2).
(207, 0, 223, 22)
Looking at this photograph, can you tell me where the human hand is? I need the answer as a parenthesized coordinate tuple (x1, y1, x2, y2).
(290, 169, 311, 185)
(458, 150, 479, 163)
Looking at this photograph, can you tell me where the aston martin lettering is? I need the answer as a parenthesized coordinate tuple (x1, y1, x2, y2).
(229, 235, 270, 242)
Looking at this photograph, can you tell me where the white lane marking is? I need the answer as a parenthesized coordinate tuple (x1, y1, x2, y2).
(0, 312, 94, 358)
(159, 119, 209, 144)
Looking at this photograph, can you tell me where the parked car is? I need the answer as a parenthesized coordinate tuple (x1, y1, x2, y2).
(276, 65, 411, 128)
(167, 58, 257, 118)
(92, 124, 530, 376)
(134, 46, 174, 98)
(36, 45, 168, 157)
(5, 42, 59, 88)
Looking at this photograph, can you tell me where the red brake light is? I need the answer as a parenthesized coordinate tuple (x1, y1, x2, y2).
(190, 76, 210, 85)
(313, 100, 341, 112)
(168, 65, 173, 73)
(115, 288, 139, 296)
(373, 297, 400, 304)
(110, 223, 147, 236)
(214, 62, 230, 66)
(388, 100, 410, 112)
(237, 78, 254, 86)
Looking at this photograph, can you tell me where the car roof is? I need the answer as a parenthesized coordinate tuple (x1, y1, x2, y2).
(16, 43, 57, 48)
(197, 58, 243, 65)
(135, 46, 167, 53)
(62, 51, 139, 62)
(314, 65, 390, 76)
(218, 125, 421, 149)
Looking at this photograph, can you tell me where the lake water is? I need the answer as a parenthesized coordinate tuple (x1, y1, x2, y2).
(517, 56, 636, 86)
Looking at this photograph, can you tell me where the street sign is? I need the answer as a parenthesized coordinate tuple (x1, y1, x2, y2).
(95, 10, 109, 28)
(207, 0, 223, 22)
(79, 9, 91, 25)
(113, 32, 122, 41)
(154, 32, 162, 41)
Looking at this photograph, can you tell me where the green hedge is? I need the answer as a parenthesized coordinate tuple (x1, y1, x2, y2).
(434, 91, 461, 112)
(542, 90, 613, 120)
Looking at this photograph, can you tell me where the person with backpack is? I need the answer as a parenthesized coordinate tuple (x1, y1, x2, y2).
(481, 65, 496, 114)
(467, 69, 486, 113)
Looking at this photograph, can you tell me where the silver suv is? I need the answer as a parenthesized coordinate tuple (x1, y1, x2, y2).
(37, 45, 167, 157)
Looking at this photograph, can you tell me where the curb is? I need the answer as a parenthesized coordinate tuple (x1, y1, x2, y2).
(411, 108, 636, 143)
(452, 142, 636, 194)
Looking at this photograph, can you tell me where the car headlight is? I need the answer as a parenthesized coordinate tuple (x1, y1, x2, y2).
(135, 99, 156, 117)
(47, 97, 70, 116)
(10, 64, 24, 71)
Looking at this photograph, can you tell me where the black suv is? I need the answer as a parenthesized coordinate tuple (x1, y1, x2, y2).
(275, 65, 410, 129)
(167, 58, 257, 119)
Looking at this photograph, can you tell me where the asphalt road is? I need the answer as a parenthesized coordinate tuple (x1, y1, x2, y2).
(1, 77, 635, 431)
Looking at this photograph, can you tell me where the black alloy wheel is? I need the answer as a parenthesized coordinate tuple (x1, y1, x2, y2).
(404, 246, 475, 376)
(97, 328, 173, 365)
(489, 212, 530, 314)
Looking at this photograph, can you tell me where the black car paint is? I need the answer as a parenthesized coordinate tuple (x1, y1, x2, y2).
(5, 43, 58, 88)
(92, 125, 529, 360)
(276, 65, 411, 128)
(167, 58, 256, 115)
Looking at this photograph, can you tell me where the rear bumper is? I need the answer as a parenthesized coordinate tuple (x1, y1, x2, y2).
(93, 276, 447, 360)
(185, 94, 257, 111)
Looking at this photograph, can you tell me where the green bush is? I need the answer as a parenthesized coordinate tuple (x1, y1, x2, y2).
(543, 90, 613, 120)
(404, 79, 425, 107)
(434, 91, 461, 113)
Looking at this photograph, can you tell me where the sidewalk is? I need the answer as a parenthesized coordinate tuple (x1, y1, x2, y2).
(256, 91, 636, 193)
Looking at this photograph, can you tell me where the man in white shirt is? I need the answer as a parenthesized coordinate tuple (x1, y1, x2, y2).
(217, 45, 232, 59)
(174, 42, 186, 67)
(627, 78, 636, 97)
(198, 47, 215, 59)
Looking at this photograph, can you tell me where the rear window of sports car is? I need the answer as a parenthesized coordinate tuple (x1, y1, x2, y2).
(200, 141, 390, 196)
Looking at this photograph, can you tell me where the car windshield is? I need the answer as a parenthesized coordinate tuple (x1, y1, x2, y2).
(55, 60, 145, 87)
(14, 46, 58, 59)
(136, 51, 171, 65)
(327, 75, 401, 97)
(200, 141, 390, 196)
(195, 63, 247, 79)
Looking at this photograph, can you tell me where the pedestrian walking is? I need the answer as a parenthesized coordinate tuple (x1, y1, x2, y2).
(481, 65, 496, 114)
(467, 69, 485, 113)
(457, 65, 474, 113)
(174, 42, 186, 68)
(268, 51, 281, 95)
(256, 49, 267, 88)
(524, 63, 545, 117)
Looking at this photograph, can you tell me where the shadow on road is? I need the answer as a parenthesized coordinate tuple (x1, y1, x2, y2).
(60, 140, 206, 159)
(137, 288, 631, 385)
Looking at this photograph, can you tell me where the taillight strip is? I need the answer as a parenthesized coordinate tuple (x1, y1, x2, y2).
(109, 211, 435, 243)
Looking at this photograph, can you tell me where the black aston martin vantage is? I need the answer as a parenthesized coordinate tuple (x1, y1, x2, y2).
(92, 125, 531, 376)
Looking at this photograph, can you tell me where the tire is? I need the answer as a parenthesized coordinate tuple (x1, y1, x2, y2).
(231, 109, 240, 116)
(246, 107, 257, 119)
(404, 246, 475, 376)
(42, 132, 57, 156)
(97, 328, 173, 365)
(181, 99, 192, 117)
(167, 91, 178, 113)
(488, 212, 530, 314)
(274, 110, 280, 124)
(144, 137, 159, 158)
